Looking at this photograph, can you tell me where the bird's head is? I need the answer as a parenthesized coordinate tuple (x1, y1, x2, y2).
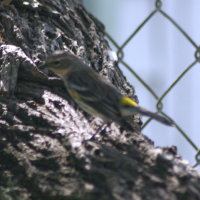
(44, 51, 79, 76)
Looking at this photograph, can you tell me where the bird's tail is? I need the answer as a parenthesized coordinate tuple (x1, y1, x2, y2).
(133, 106, 175, 126)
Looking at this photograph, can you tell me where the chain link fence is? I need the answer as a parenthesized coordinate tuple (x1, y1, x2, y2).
(104, 0, 200, 167)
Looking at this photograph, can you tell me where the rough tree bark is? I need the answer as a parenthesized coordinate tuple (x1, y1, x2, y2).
(0, 0, 199, 200)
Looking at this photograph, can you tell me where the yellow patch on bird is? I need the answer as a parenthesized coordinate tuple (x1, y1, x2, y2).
(120, 97, 138, 107)
(68, 89, 81, 100)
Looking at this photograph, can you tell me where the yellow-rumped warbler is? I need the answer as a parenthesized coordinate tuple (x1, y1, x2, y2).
(44, 51, 174, 126)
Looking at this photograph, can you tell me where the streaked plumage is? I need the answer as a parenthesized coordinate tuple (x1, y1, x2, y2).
(44, 51, 174, 126)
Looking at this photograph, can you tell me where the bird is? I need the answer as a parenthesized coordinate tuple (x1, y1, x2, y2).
(43, 50, 174, 127)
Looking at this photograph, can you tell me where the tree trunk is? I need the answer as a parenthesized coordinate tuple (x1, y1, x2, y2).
(0, 1, 199, 200)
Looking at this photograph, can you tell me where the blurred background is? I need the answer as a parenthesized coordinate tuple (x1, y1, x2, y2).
(83, 0, 200, 168)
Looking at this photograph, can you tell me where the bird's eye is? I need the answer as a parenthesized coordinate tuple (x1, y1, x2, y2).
(53, 61, 60, 65)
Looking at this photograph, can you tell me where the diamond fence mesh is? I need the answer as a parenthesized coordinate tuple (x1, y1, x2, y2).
(104, 0, 200, 167)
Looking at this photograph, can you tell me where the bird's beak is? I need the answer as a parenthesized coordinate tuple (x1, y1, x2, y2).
(39, 62, 46, 70)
